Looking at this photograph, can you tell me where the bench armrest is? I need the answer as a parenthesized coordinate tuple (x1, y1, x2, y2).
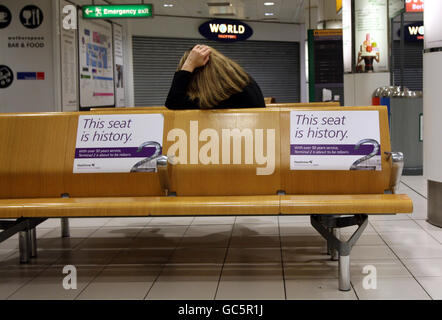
(385, 152, 404, 194)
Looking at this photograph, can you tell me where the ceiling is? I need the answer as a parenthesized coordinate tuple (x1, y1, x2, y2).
(107, 0, 306, 24)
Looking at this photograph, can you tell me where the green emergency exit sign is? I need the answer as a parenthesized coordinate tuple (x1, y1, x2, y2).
(82, 4, 153, 19)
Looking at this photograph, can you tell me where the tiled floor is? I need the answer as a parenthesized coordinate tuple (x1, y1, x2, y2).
(1, 176, 441, 300)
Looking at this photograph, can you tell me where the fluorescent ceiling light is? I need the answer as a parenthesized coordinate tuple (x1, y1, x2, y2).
(163, 4, 174, 7)
(265, 12, 274, 16)
(264, 2, 275, 5)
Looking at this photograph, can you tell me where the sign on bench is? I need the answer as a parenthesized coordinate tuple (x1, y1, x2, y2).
(290, 110, 382, 171)
(74, 114, 164, 173)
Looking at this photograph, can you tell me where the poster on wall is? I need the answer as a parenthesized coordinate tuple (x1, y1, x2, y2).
(73, 114, 164, 173)
(289, 110, 382, 171)
(113, 23, 125, 107)
(60, 0, 78, 111)
(354, 0, 389, 73)
(389, 0, 404, 18)
(0, 0, 54, 113)
(342, 0, 352, 73)
(78, 11, 115, 108)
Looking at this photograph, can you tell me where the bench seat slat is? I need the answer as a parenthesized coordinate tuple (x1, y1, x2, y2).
(281, 194, 413, 214)
(0, 194, 412, 218)
(0, 196, 280, 218)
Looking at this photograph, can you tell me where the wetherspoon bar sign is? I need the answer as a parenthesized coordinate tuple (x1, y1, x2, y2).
(82, 4, 153, 19)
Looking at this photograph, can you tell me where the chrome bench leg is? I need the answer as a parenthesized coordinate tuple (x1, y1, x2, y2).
(19, 230, 31, 264)
(311, 214, 368, 292)
(339, 255, 351, 291)
(326, 227, 332, 255)
(61, 218, 70, 238)
(331, 228, 340, 261)
(30, 228, 37, 258)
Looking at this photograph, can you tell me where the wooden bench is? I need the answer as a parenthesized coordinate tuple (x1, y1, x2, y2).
(267, 102, 341, 108)
(264, 97, 276, 104)
(89, 102, 340, 112)
(0, 106, 412, 291)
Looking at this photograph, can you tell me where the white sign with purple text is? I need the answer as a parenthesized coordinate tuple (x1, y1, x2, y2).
(74, 114, 164, 173)
(290, 110, 382, 171)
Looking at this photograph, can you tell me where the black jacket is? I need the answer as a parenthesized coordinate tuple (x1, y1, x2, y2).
(165, 70, 266, 110)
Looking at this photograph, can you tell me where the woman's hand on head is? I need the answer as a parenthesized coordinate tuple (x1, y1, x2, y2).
(181, 45, 211, 72)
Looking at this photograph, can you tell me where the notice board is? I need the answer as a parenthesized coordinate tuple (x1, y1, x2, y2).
(78, 11, 115, 108)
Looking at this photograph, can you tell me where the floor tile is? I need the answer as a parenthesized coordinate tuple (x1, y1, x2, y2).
(279, 222, 318, 235)
(104, 217, 151, 228)
(230, 235, 281, 248)
(0, 265, 46, 299)
(131, 226, 187, 248)
(67, 218, 111, 228)
(148, 217, 194, 226)
(41, 227, 98, 240)
(350, 245, 397, 260)
(380, 232, 440, 247)
(38, 219, 61, 228)
(285, 278, 357, 300)
(232, 224, 279, 237)
(78, 227, 142, 249)
(110, 248, 174, 265)
(216, 265, 285, 300)
(279, 216, 311, 223)
(192, 217, 235, 225)
(389, 245, 442, 259)
(147, 265, 221, 300)
(416, 220, 442, 243)
(76, 265, 161, 300)
(350, 259, 411, 279)
(53, 249, 120, 266)
(226, 248, 281, 264)
(284, 261, 338, 279)
(8, 265, 103, 300)
(235, 216, 278, 225)
(1, 249, 64, 268)
(416, 277, 442, 300)
(179, 225, 232, 248)
(168, 247, 227, 264)
(283, 247, 328, 263)
(401, 176, 427, 198)
(353, 277, 431, 300)
(281, 235, 325, 248)
(370, 220, 424, 233)
(402, 258, 442, 277)
(0, 249, 14, 262)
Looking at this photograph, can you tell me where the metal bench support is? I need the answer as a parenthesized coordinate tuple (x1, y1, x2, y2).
(310, 214, 368, 291)
(61, 218, 70, 238)
(0, 218, 46, 264)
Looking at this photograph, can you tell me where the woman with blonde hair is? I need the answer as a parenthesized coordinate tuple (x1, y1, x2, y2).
(165, 44, 265, 109)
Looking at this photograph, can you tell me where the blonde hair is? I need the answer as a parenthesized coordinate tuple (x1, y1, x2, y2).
(178, 46, 250, 108)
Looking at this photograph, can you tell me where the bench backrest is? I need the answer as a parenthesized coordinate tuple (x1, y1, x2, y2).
(0, 106, 391, 198)
(267, 102, 341, 108)
(90, 106, 167, 112)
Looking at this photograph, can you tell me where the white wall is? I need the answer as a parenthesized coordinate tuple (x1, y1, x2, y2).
(125, 16, 307, 105)
(1, 1, 307, 112)
(0, 0, 56, 113)
(344, 72, 390, 106)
